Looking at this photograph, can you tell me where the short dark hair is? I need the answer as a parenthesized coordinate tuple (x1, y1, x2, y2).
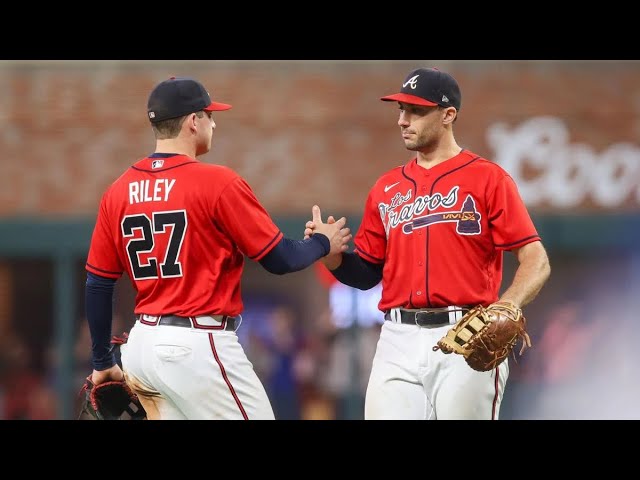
(151, 111, 206, 139)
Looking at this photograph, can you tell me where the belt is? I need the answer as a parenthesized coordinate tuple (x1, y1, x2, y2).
(137, 314, 240, 331)
(384, 306, 471, 327)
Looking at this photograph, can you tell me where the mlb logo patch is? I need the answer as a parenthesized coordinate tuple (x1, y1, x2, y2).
(151, 160, 164, 169)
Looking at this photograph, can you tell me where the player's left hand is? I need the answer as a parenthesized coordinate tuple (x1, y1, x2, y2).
(304, 215, 336, 239)
(304, 205, 351, 255)
(433, 301, 531, 371)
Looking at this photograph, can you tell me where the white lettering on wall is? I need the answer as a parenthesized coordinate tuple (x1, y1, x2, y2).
(487, 116, 640, 209)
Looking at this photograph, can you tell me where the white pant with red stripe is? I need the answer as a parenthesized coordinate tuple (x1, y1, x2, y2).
(120, 320, 274, 420)
(365, 321, 509, 420)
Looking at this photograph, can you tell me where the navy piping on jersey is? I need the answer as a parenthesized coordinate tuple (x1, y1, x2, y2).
(355, 248, 384, 264)
(86, 262, 122, 276)
(401, 163, 419, 308)
(131, 161, 197, 173)
(353, 165, 414, 267)
(131, 152, 197, 173)
(426, 153, 480, 307)
(250, 231, 284, 260)
(149, 153, 180, 157)
(495, 235, 541, 249)
(400, 151, 480, 308)
(401, 164, 418, 201)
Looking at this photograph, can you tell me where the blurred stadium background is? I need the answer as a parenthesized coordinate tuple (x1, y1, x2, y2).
(0, 60, 639, 420)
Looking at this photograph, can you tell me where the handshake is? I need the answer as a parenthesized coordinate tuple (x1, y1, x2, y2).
(304, 205, 352, 267)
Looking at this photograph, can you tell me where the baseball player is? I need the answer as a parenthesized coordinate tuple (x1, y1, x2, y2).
(84, 76, 351, 420)
(305, 67, 551, 419)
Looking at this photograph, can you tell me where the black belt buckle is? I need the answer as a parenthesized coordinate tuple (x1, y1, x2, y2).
(414, 310, 443, 327)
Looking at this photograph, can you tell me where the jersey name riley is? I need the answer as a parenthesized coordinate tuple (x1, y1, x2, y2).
(128, 179, 176, 204)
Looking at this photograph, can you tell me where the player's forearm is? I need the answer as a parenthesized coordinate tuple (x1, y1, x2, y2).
(85, 272, 118, 370)
(499, 242, 551, 308)
(321, 252, 343, 270)
(259, 235, 330, 275)
(330, 252, 383, 290)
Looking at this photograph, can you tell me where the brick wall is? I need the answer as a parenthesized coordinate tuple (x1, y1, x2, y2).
(1, 60, 639, 216)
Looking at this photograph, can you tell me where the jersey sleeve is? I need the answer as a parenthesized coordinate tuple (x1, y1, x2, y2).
(215, 177, 283, 261)
(353, 189, 386, 264)
(488, 174, 541, 251)
(86, 192, 124, 279)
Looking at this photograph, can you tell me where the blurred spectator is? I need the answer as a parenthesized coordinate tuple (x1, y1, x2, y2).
(263, 305, 304, 420)
(0, 334, 56, 420)
(244, 304, 306, 420)
(321, 323, 381, 420)
(310, 263, 385, 419)
(506, 285, 640, 419)
(295, 306, 337, 420)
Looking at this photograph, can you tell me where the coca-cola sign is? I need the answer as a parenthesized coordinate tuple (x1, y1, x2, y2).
(487, 116, 640, 211)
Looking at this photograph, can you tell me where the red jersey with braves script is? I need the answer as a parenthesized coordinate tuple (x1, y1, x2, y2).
(355, 149, 540, 312)
(86, 155, 283, 316)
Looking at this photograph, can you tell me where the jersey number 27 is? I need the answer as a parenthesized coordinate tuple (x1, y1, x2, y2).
(121, 210, 187, 280)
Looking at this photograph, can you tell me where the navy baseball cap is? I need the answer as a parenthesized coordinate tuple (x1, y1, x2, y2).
(380, 68, 461, 111)
(147, 76, 232, 123)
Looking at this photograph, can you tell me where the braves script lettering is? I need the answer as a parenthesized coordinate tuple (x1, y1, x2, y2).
(378, 186, 459, 234)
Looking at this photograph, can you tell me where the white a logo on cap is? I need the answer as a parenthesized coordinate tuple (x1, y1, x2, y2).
(149, 112, 156, 119)
(442, 95, 449, 103)
(402, 75, 419, 89)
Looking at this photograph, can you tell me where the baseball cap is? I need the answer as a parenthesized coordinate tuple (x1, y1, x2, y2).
(380, 68, 461, 111)
(147, 76, 232, 123)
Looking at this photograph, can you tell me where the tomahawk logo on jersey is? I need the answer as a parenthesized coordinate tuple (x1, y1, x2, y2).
(378, 185, 482, 235)
(86, 154, 283, 317)
(355, 149, 541, 311)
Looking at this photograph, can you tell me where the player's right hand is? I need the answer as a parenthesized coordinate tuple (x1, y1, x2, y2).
(306, 205, 351, 258)
(91, 364, 125, 386)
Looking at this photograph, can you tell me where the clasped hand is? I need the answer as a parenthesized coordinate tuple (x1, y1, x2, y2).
(304, 205, 351, 257)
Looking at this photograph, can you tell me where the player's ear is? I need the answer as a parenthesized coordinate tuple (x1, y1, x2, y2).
(186, 112, 199, 133)
(442, 107, 457, 125)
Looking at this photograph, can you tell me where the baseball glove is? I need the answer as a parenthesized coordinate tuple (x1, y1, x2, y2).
(78, 331, 146, 420)
(433, 301, 531, 372)
(79, 376, 146, 420)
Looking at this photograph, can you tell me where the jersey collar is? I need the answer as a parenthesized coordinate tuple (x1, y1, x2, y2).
(406, 149, 476, 177)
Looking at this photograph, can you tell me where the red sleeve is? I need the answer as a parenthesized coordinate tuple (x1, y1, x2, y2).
(354, 189, 386, 264)
(86, 192, 124, 279)
(215, 177, 283, 260)
(488, 174, 541, 251)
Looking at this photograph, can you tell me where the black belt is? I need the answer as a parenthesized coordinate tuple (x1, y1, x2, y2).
(384, 307, 471, 327)
(138, 315, 238, 331)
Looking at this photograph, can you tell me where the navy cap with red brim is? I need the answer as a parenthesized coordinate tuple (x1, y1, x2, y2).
(380, 93, 438, 107)
(204, 101, 232, 111)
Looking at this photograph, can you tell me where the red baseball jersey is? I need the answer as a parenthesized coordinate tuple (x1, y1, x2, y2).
(355, 149, 540, 312)
(86, 154, 283, 316)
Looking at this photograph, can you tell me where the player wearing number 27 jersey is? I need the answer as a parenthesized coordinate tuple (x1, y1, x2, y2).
(85, 76, 350, 420)
(87, 156, 277, 317)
